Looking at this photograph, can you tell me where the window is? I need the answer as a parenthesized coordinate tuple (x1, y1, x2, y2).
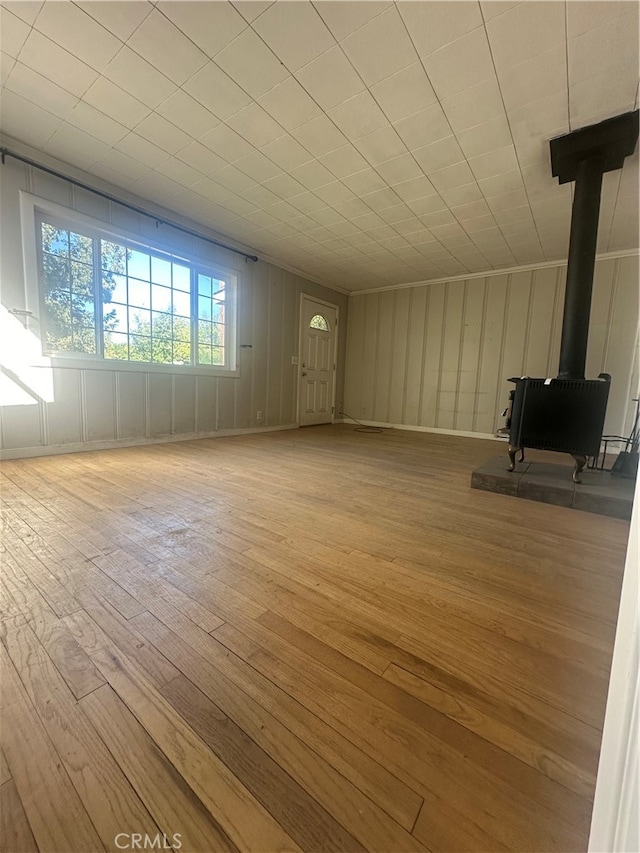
(309, 313, 329, 331)
(35, 210, 236, 371)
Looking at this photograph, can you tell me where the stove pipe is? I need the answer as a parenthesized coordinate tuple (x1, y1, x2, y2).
(550, 110, 639, 380)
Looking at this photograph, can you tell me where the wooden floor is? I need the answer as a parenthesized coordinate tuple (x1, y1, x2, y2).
(0, 425, 631, 853)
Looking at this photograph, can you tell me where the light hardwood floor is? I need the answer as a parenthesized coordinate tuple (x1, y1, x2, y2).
(0, 425, 631, 853)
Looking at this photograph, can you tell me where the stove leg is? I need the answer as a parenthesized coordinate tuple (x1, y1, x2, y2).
(572, 454, 587, 484)
(508, 445, 522, 472)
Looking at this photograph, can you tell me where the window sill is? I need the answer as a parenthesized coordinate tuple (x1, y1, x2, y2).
(38, 355, 240, 378)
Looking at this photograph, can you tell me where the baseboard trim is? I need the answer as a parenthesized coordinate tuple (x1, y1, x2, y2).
(0, 423, 300, 460)
(338, 418, 503, 441)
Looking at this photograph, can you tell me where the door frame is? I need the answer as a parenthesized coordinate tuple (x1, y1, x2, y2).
(297, 293, 340, 426)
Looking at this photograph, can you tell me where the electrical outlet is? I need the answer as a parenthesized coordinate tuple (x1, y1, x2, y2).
(256, 411, 263, 422)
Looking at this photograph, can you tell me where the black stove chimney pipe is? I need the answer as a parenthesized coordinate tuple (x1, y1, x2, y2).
(550, 110, 639, 379)
(557, 157, 604, 380)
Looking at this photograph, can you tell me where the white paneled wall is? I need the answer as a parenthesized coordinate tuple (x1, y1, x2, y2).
(0, 156, 348, 457)
(344, 255, 639, 439)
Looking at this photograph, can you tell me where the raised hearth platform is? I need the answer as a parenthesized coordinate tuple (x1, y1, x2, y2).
(471, 455, 634, 520)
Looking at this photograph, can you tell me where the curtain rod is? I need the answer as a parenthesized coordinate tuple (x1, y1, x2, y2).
(0, 147, 259, 263)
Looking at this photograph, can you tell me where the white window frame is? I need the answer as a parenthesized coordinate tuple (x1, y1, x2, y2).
(20, 191, 240, 377)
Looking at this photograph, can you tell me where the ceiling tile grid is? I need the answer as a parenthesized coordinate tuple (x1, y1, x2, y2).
(0, 0, 638, 292)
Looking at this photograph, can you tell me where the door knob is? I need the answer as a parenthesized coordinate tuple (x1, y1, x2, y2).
(301, 371, 307, 376)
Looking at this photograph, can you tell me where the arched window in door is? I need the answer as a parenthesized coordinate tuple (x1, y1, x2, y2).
(309, 314, 329, 331)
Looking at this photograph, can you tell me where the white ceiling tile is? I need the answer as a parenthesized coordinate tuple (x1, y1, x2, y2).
(261, 172, 307, 200)
(5, 61, 78, 118)
(262, 134, 314, 169)
(66, 101, 129, 146)
(479, 2, 522, 23)
(18, 29, 98, 97)
(340, 6, 416, 87)
(104, 45, 176, 108)
(393, 176, 438, 203)
(0, 7, 30, 58)
(257, 76, 322, 131)
(314, 1, 392, 41)
(429, 161, 476, 192)
(289, 160, 335, 190)
(235, 149, 282, 182)
(158, 1, 247, 57)
(413, 136, 466, 174)
(393, 103, 452, 151)
(2, 2, 43, 26)
(439, 183, 484, 206)
(34, 2, 121, 71)
(156, 89, 219, 139)
(374, 154, 424, 185)
(75, 1, 153, 41)
(213, 163, 256, 193)
(468, 145, 519, 180)
(329, 91, 389, 140)
(487, 1, 566, 72)
(486, 188, 529, 212)
(295, 45, 365, 111)
(189, 176, 234, 203)
(569, 72, 637, 129)
(134, 112, 192, 154)
(456, 115, 513, 159)
(566, 0, 637, 40)
(199, 123, 255, 162)
(176, 141, 227, 175)
(478, 170, 524, 198)
(291, 115, 348, 156)
(354, 126, 407, 165)
(116, 132, 170, 168)
(126, 9, 208, 85)
(154, 156, 202, 188)
(252, 2, 335, 72)
(227, 102, 286, 148)
(82, 77, 151, 128)
(341, 168, 388, 195)
(313, 181, 358, 206)
(45, 123, 111, 170)
(441, 76, 505, 133)
(318, 144, 369, 178)
(240, 183, 281, 208)
(424, 26, 494, 101)
(131, 170, 183, 201)
(1, 52, 15, 86)
(214, 27, 288, 98)
(500, 45, 567, 113)
(93, 148, 152, 182)
(0, 89, 62, 148)
(398, 0, 483, 58)
(183, 60, 251, 120)
(232, 1, 274, 24)
(361, 187, 402, 213)
(569, 13, 639, 87)
(370, 62, 437, 124)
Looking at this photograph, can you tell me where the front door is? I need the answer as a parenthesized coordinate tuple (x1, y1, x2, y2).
(298, 295, 338, 426)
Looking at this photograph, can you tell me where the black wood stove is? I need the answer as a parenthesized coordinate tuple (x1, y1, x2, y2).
(506, 110, 639, 483)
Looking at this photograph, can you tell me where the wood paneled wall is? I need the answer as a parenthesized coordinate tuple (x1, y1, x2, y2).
(0, 156, 348, 457)
(344, 256, 639, 438)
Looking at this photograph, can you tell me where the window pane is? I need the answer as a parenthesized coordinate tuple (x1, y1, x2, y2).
(152, 311, 172, 338)
(128, 279, 151, 308)
(72, 292, 95, 327)
(41, 224, 69, 256)
(198, 296, 211, 320)
(212, 323, 225, 348)
(105, 273, 127, 304)
(43, 253, 70, 291)
(71, 325, 96, 353)
(102, 241, 127, 274)
(212, 303, 224, 323)
(104, 332, 129, 360)
(173, 264, 190, 292)
(128, 249, 150, 280)
(151, 284, 172, 312)
(151, 256, 172, 286)
(309, 314, 329, 330)
(129, 307, 151, 335)
(152, 338, 173, 364)
(172, 289, 190, 316)
(198, 274, 211, 297)
(212, 346, 224, 365)
(198, 319, 212, 345)
(128, 335, 152, 362)
(198, 345, 212, 365)
(108, 303, 129, 333)
(173, 318, 191, 344)
(70, 232, 93, 263)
